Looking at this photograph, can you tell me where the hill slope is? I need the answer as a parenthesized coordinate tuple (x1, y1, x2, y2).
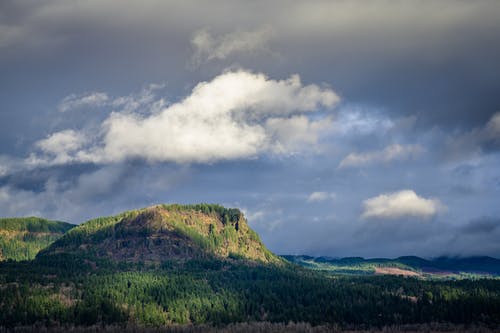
(39, 204, 280, 264)
(0, 217, 75, 261)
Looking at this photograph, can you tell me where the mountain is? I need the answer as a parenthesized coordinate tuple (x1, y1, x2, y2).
(283, 255, 500, 277)
(0, 217, 75, 261)
(39, 204, 280, 264)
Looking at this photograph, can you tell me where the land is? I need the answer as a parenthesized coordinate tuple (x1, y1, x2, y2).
(0, 204, 499, 331)
(283, 255, 500, 279)
(0, 217, 75, 261)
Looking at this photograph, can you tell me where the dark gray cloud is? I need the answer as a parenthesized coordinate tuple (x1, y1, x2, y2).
(0, 163, 98, 192)
(1, 0, 500, 257)
(460, 217, 500, 235)
(445, 217, 500, 257)
(2, 1, 500, 133)
(0, 162, 192, 222)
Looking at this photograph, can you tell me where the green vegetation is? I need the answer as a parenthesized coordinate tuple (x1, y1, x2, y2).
(163, 203, 242, 225)
(0, 257, 499, 328)
(0, 205, 499, 330)
(45, 211, 139, 250)
(0, 217, 75, 261)
(40, 204, 280, 264)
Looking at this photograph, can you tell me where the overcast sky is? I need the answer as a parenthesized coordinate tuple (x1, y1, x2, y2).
(1, 0, 500, 258)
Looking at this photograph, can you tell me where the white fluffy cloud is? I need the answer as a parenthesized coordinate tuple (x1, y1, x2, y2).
(361, 190, 444, 220)
(35, 130, 87, 164)
(307, 191, 336, 202)
(34, 70, 339, 165)
(191, 26, 275, 66)
(339, 144, 424, 168)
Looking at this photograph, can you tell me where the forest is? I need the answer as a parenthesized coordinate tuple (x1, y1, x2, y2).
(1, 253, 500, 330)
(0, 205, 499, 331)
(0, 217, 74, 261)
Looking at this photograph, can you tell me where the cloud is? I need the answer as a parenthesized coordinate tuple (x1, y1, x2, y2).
(460, 217, 500, 235)
(361, 190, 444, 220)
(0, 163, 191, 222)
(2, 0, 500, 258)
(242, 205, 286, 232)
(58, 84, 167, 114)
(58, 92, 110, 112)
(265, 116, 333, 154)
(32, 70, 339, 165)
(0, 23, 25, 48)
(35, 130, 87, 164)
(110, 84, 167, 115)
(0, 155, 20, 177)
(339, 144, 424, 168)
(190, 26, 275, 66)
(444, 112, 500, 161)
(2, 0, 500, 131)
(484, 112, 500, 143)
(0, 165, 7, 178)
(332, 108, 394, 136)
(307, 191, 335, 202)
(445, 216, 500, 257)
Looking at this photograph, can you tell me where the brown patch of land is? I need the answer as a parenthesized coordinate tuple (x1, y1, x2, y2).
(375, 267, 421, 276)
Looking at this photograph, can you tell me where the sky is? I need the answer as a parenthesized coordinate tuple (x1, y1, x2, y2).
(1, 0, 500, 258)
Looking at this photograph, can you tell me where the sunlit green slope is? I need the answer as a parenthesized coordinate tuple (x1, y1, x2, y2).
(0, 217, 75, 261)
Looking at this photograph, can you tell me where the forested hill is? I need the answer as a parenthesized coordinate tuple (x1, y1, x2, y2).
(283, 255, 500, 277)
(38, 204, 281, 264)
(0, 217, 75, 261)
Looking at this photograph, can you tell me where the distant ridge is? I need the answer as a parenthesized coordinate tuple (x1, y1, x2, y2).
(0, 217, 75, 261)
(283, 255, 500, 277)
(38, 204, 281, 264)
